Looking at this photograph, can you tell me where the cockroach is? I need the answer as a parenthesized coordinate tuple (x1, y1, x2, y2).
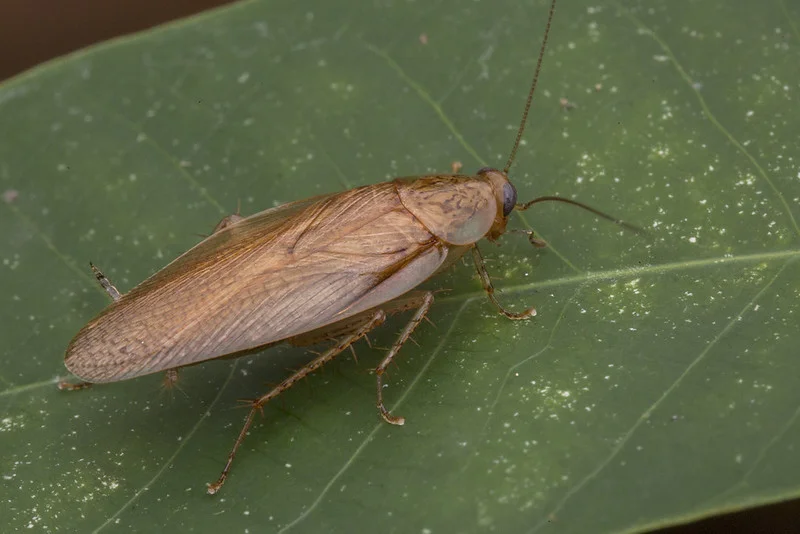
(61, 0, 637, 494)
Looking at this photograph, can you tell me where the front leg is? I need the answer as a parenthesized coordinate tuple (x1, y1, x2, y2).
(471, 245, 537, 320)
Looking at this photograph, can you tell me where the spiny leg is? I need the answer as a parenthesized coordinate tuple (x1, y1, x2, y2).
(61, 365, 181, 395)
(163, 369, 180, 388)
(374, 291, 435, 426)
(206, 309, 386, 495)
(471, 245, 536, 320)
(288, 291, 431, 349)
(527, 234, 548, 248)
(57, 380, 92, 391)
(161, 368, 189, 396)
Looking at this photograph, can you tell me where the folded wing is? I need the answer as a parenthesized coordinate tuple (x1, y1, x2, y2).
(66, 183, 447, 382)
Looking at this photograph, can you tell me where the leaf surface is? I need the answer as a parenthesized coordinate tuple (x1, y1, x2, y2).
(1, 0, 799, 532)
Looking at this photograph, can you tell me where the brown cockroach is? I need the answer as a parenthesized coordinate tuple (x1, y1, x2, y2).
(61, 0, 635, 494)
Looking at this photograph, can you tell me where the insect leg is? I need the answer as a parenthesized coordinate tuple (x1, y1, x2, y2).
(289, 291, 431, 348)
(471, 245, 537, 320)
(161, 368, 185, 392)
(57, 380, 93, 391)
(163, 369, 179, 387)
(528, 234, 548, 248)
(509, 229, 548, 248)
(289, 312, 381, 348)
(206, 309, 386, 495)
(374, 291, 435, 426)
(90, 262, 120, 301)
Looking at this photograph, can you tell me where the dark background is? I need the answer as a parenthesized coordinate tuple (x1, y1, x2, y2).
(0, 0, 795, 532)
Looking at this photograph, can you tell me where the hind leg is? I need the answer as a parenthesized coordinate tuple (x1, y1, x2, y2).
(207, 310, 386, 495)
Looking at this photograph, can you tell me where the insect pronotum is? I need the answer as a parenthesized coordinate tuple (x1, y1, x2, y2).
(61, 0, 636, 494)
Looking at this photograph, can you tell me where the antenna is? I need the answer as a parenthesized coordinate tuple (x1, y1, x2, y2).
(519, 195, 646, 235)
(503, 0, 557, 175)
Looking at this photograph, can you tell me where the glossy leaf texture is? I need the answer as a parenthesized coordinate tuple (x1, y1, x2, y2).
(1, 0, 799, 532)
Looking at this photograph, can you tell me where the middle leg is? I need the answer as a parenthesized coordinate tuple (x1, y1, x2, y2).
(471, 245, 537, 320)
(374, 291, 435, 426)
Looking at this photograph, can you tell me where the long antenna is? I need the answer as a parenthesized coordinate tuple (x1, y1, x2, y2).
(519, 195, 646, 235)
(503, 0, 557, 175)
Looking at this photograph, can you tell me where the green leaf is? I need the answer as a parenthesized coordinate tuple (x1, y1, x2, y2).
(2, 0, 799, 532)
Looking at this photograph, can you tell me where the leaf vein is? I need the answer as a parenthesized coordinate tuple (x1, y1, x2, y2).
(620, 5, 800, 238)
(529, 257, 795, 533)
(277, 298, 474, 533)
(88, 99, 227, 215)
(92, 361, 240, 533)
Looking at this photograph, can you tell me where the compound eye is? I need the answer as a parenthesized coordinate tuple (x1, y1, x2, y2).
(502, 182, 517, 216)
(477, 167, 497, 175)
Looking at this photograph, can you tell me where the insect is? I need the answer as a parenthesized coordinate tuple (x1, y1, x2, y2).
(60, 0, 636, 494)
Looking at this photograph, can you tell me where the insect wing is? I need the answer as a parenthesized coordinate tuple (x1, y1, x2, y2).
(65, 183, 447, 382)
